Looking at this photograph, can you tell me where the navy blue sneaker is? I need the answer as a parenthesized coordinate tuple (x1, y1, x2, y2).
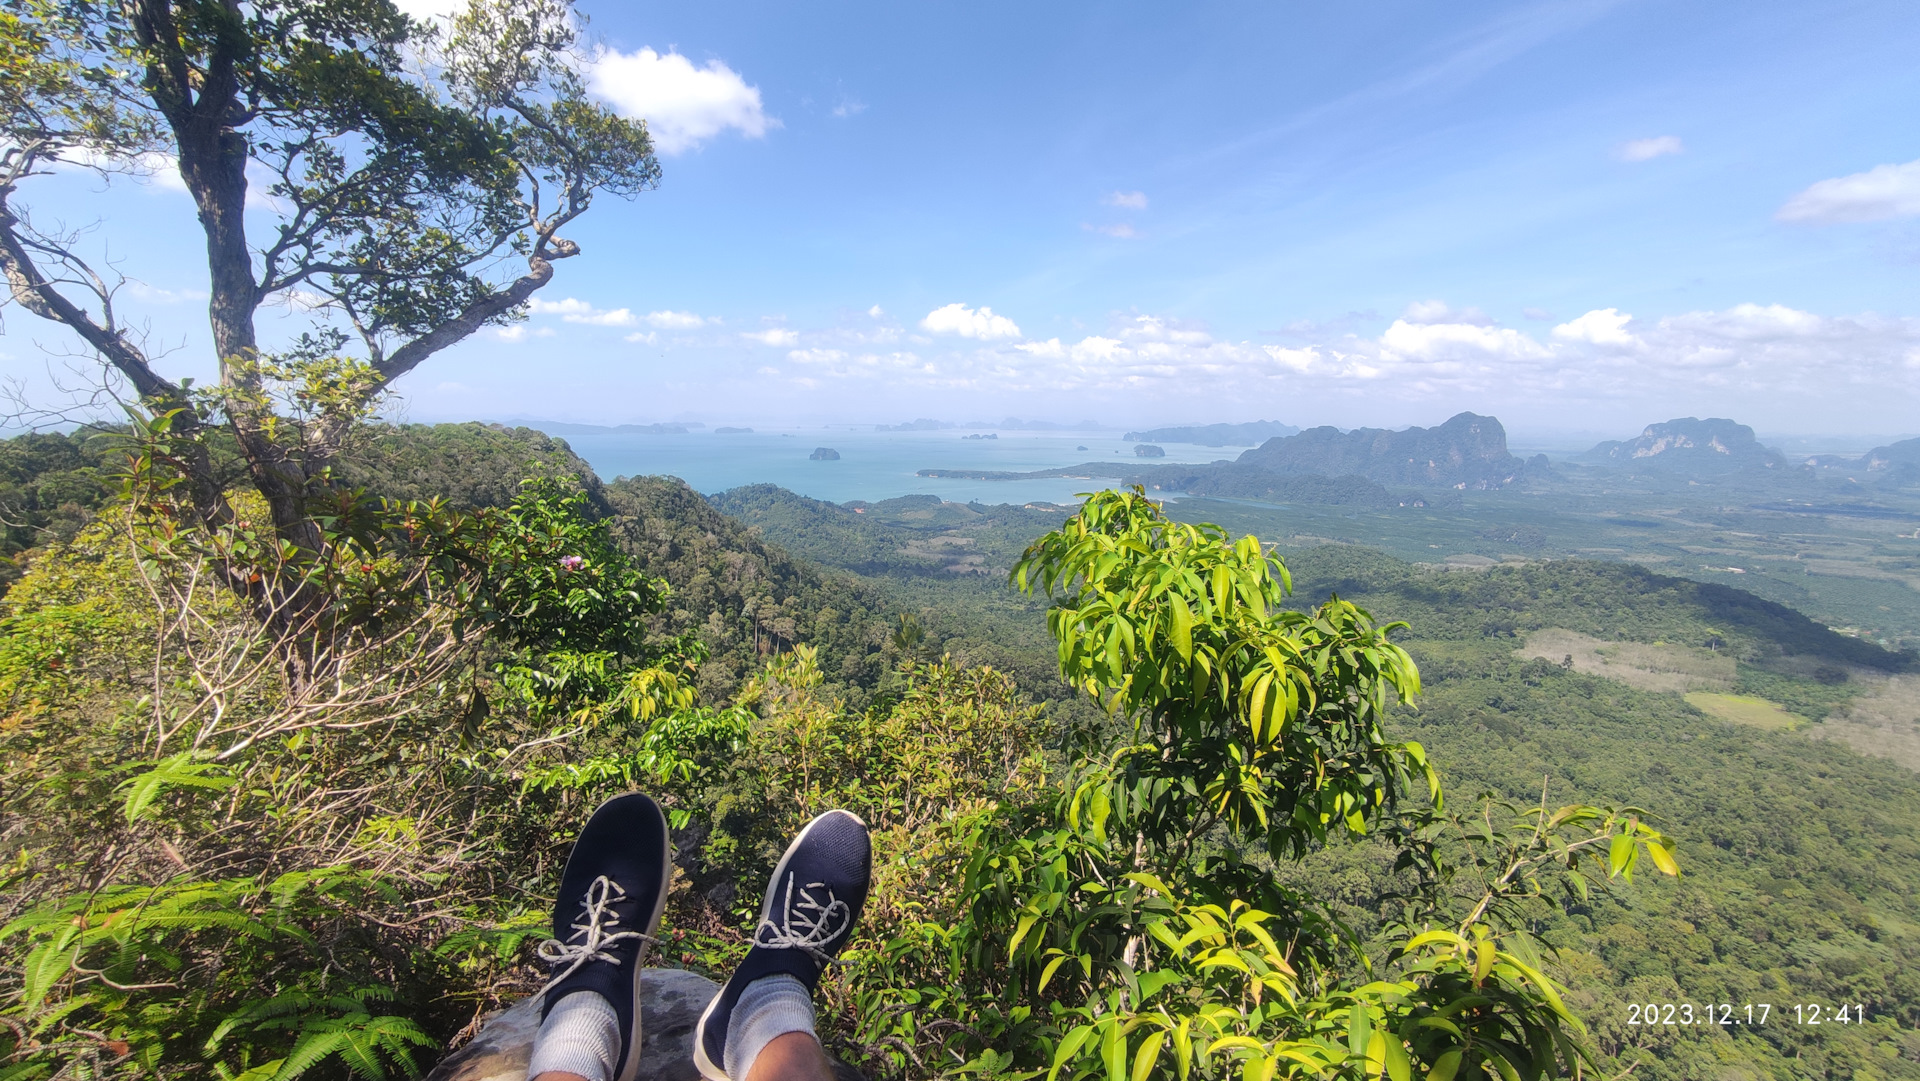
(694, 809, 872, 1080)
(538, 792, 672, 1081)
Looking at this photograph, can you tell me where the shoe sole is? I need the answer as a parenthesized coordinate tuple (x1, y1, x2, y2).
(554, 792, 672, 1081)
(691, 809, 866, 1081)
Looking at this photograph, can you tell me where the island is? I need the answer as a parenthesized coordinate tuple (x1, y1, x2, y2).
(809, 447, 841, 460)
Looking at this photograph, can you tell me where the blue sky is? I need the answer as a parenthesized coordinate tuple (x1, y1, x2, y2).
(7, 0, 1920, 438)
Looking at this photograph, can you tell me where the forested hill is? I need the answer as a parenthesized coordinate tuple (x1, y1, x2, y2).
(709, 480, 1920, 1080)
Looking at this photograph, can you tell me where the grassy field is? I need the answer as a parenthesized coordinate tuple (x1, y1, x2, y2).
(1684, 691, 1808, 729)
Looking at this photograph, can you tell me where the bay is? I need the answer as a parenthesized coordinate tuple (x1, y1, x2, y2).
(536, 425, 1232, 505)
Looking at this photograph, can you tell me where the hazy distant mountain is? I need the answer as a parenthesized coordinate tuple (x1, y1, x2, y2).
(1864, 436, 1920, 471)
(1237, 412, 1529, 489)
(521, 420, 698, 435)
(1122, 420, 1300, 446)
(1584, 418, 1786, 473)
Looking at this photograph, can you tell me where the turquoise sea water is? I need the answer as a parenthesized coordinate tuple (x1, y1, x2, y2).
(541, 426, 1234, 505)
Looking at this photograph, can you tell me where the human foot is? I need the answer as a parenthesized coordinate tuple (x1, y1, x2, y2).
(528, 792, 672, 1081)
(694, 809, 872, 1081)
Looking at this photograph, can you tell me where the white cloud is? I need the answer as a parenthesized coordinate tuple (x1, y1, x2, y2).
(743, 328, 800, 347)
(1552, 308, 1639, 347)
(1617, 135, 1684, 162)
(491, 325, 556, 342)
(646, 310, 710, 329)
(1401, 300, 1493, 326)
(867, 305, 884, 319)
(57, 148, 188, 191)
(1103, 190, 1149, 210)
(528, 297, 636, 325)
(528, 297, 591, 317)
(586, 47, 776, 155)
(578, 308, 636, 326)
(391, 0, 462, 22)
(920, 303, 1021, 341)
(125, 281, 209, 304)
(831, 99, 867, 118)
(624, 331, 657, 344)
(787, 348, 846, 365)
(1086, 222, 1138, 239)
(1777, 158, 1920, 224)
(1379, 320, 1550, 361)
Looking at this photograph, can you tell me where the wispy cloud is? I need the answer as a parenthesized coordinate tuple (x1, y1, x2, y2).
(1616, 135, 1683, 162)
(528, 297, 636, 326)
(646, 310, 711, 329)
(1085, 222, 1138, 239)
(743, 328, 800, 347)
(740, 301, 1920, 418)
(1103, 190, 1149, 210)
(1401, 300, 1492, 326)
(1777, 158, 1920, 224)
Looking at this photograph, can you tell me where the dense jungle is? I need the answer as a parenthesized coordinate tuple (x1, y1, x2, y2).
(2, 422, 1915, 1081)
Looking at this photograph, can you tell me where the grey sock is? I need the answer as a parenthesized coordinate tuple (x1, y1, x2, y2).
(722, 974, 816, 1081)
(527, 990, 622, 1081)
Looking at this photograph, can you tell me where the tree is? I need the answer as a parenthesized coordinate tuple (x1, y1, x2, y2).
(0, 0, 657, 684)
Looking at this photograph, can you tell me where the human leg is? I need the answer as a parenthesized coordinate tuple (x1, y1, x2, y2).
(694, 809, 872, 1081)
(525, 792, 672, 1081)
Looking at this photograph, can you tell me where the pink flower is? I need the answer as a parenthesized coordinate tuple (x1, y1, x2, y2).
(559, 555, 585, 572)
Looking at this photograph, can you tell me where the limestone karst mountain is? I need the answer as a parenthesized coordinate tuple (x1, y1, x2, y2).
(1583, 417, 1787, 474)
(1233, 411, 1531, 489)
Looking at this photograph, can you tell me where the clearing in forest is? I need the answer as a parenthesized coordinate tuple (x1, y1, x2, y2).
(1517, 629, 1734, 693)
(1811, 673, 1920, 771)
(1684, 692, 1808, 730)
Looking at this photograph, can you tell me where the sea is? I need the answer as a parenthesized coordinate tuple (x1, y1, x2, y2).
(537, 425, 1234, 506)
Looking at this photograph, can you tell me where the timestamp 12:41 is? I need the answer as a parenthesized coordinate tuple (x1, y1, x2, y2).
(1627, 1004, 1870, 1026)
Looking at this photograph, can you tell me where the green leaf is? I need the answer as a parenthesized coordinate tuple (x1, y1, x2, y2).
(1608, 832, 1635, 880)
(1169, 594, 1193, 661)
(20, 940, 77, 1012)
(1383, 1032, 1411, 1081)
(1348, 1004, 1372, 1061)
(1131, 1031, 1166, 1081)
(1427, 1050, 1462, 1081)
(1049, 1025, 1094, 1081)
(119, 752, 235, 824)
(1646, 840, 1680, 876)
(1102, 1020, 1126, 1081)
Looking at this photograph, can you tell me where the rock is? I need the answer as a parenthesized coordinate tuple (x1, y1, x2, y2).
(424, 969, 865, 1081)
(809, 447, 841, 460)
(1133, 444, 1165, 457)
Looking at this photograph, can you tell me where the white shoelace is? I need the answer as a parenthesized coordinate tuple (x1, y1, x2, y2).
(752, 873, 850, 967)
(536, 875, 655, 994)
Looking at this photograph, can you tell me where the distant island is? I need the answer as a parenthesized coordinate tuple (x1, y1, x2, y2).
(715, 426, 753, 435)
(876, 418, 953, 432)
(918, 411, 1540, 497)
(521, 420, 701, 435)
(809, 447, 841, 460)
(1123, 420, 1299, 446)
(963, 433, 997, 440)
(1134, 444, 1165, 457)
